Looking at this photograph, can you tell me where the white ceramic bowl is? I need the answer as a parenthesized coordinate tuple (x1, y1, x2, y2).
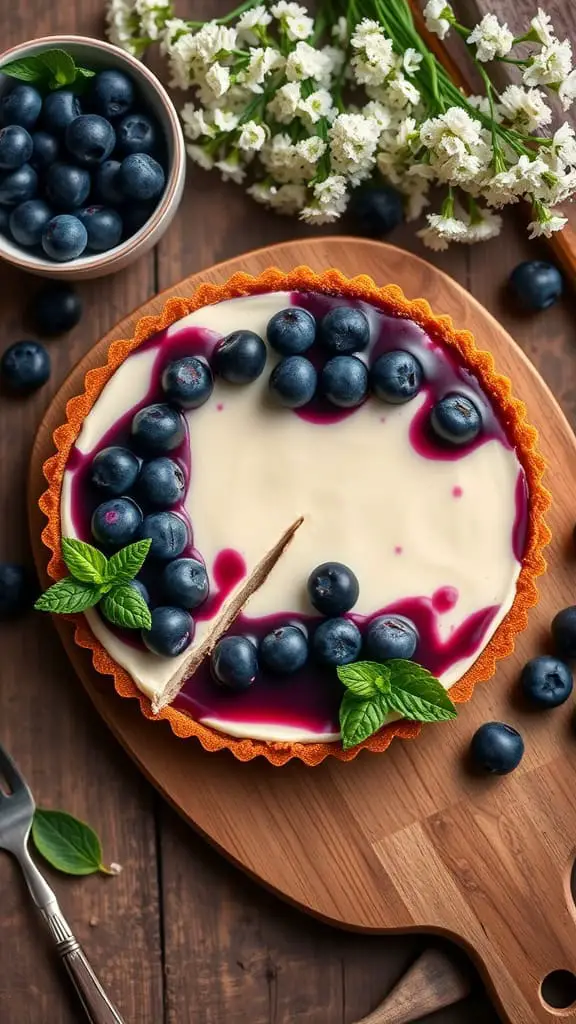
(0, 35, 186, 280)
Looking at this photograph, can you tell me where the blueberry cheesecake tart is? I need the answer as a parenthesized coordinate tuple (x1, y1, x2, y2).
(39, 267, 550, 765)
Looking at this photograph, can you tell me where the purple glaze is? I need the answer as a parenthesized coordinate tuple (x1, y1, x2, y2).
(64, 290, 530, 737)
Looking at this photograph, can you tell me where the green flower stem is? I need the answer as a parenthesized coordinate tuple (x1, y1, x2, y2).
(187, 0, 261, 28)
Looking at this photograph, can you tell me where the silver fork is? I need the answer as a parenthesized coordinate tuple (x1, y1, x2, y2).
(0, 743, 125, 1024)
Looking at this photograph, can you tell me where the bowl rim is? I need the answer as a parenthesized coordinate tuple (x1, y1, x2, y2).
(0, 34, 185, 273)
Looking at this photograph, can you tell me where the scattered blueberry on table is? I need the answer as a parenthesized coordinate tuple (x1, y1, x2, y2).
(0, 339, 50, 392)
(470, 722, 524, 775)
(509, 260, 563, 311)
(520, 655, 573, 708)
(0, 563, 35, 618)
(33, 282, 83, 335)
(350, 184, 405, 238)
(0, 64, 167, 261)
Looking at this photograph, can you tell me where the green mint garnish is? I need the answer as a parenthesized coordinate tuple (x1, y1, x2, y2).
(1, 48, 95, 90)
(337, 659, 457, 749)
(35, 536, 152, 628)
(32, 809, 115, 876)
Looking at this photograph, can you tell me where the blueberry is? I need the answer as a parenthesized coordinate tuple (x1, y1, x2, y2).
(42, 214, 87, 261)
(90, 446, 140, 496)
(0, 164, 37, 207)
(162, 558, 209, 609)
(307, 562, 359, 616)
(269, 355, 317, 408)
(9, 199, 52, 247)
(0, 563, 34, 618)
(551, 606, 576, 660)
(138, 457, 186, 508)
(116, 113, 157, 156)
(42, 90, 82, 136)
(0, 207, 9, 234)
(318, 307, 370, 354)
(211, 635, 258, 690)
(1, 340, 50, 393)
(312, 617, 362, 666)
(430, 394, 482, 446)
(509, 260, 563, 311)
(65, 114, 115, 167)
(131, 403, 186, 454)
(267, 306, 316, 355)
(520, 655, 573, 708)
(213, 330, 267, 384)
(142, 606, 194, 658)
(78, 205, 122, 252)
(33, 282, 82, 335)
(89, 70, 135, 121)
(91, 496, 142, 547)
(94, 160, 123, 205)
(118, 153, 165, 201)
(129, 578, 150, 606)
(0, 125, 32, 170)
(1, 85, 42, 131)
(140, 511, 188, 560)
(30, 131, 59, 172)
(350, 185, 404, 238)
(45, 162, 90, 210)
(470, 722, 524, 775)
(320, 355, 368, 408)
(120, 202, 154, 237)
(161, 356, 213, 409)
(365, 614, 418, 661)
(260, 625, 308, 674)
(370, 350, 423, 404)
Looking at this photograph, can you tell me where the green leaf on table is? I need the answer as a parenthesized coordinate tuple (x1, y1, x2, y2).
(337, 661, 391, 699)
(34, 578, 103, 614)
(32, 809, 112, 876)
(61, 537, 108, 585)
(0, 55, 48, 82)
(39, 48, 77, 87)
(384, 660, 458, 723)
(106, 539, 152, 584)
(339, 690, 390, 750)
(101, 584, 152, 630)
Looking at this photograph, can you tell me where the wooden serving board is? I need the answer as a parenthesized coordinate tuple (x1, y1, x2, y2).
(28, 238, 576, 1024)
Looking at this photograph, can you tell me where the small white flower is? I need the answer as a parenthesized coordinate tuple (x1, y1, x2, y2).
(467, 14, 513, 63)
(466, 94, 495, 117)
(298, 88, 336, 124)
(180, 103, 211, 140)
(186, 143, 214, 170)
(559, 69, 576, 110)
(247, 181, 277, 206)
(286, 41, 332, 83)
(190, 22, 237, 62)
(463, 208, 502, 243)
(499, 85, 552, 130)
(205, 63, 230, 98)
(426, 213, 468, 238)
(351, 29, 395, 88)
(548, 123, 576, 166)
(300, 202, 342, 225)
(236, 5, 272, 43)
(350, 19, 383, 48)
(285, 11, 314, 40)
(332, 16, 348, 45)
(213, 108, 240, 132)
(267, 81, 301, 123)
(109, 862, 123, 875)
(386, 75, 420, 109)
(321, 45, 346, 80)
(238, 120, 267, 152)
(524, 39, 573, 87)
(421, 107, 480, 148)
(362, 100, 393, 132)
(530, 8, 554, 45)
(527, 208, 568, 238)
(241, 46, 284, 93)
(268, 182, 308, 213)
(314, 174, 348, 209)
(160, 17, 188, 53)
(134, 0, 170, 41)
(215, 151, 246, 183)
(417, 225, 450, 250)
(106, 0, 140, 55)
(403, 48, 423, 76)
(295, 136, 327, 162)
(423, 0, 453, 41)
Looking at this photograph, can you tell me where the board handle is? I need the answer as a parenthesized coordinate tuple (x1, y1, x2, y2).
(352, 948, 471, 1024)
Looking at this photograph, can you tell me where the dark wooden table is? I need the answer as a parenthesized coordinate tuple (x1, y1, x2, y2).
(1, 2, 576, 1022)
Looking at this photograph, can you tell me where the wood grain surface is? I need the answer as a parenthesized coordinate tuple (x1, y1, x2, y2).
(1, 1, 576, 1023)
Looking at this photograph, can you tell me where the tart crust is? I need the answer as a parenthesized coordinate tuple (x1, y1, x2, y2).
(39, 266, 551, 766)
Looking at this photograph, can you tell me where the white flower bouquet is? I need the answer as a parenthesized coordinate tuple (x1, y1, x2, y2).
(106, 0, 576, 249)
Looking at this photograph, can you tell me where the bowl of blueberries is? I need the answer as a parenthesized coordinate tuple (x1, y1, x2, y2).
(0, 34, 186, 278)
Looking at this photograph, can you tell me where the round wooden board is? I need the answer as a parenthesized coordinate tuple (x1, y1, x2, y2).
(29, 238, 576, 1024)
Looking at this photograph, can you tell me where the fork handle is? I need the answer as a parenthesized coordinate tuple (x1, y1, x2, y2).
(42, 906, 126, 1024)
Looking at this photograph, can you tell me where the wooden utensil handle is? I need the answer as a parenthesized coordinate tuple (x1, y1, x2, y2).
(61, 944, 126, 1024)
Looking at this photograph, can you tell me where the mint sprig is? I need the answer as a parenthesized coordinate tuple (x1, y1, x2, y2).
(35, 537, 152, 631)
(337, 659, 457, 749)
(1, 49, 95, 91)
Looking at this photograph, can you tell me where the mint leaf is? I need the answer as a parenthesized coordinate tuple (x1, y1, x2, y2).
(337, 661, 391, 699)
(107, 539, 152, 584)
(32, 809, 112, 876)
(102, 584, 152, 630)
(35, 578, 103, 614)
(61, 537, 108, 585)
(339, 690, 390, 750)
(75, 66, 96, 79)
(39, 49, 76, 87)
(0, 55, 48, 82)
(386, 660, 457, 723)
